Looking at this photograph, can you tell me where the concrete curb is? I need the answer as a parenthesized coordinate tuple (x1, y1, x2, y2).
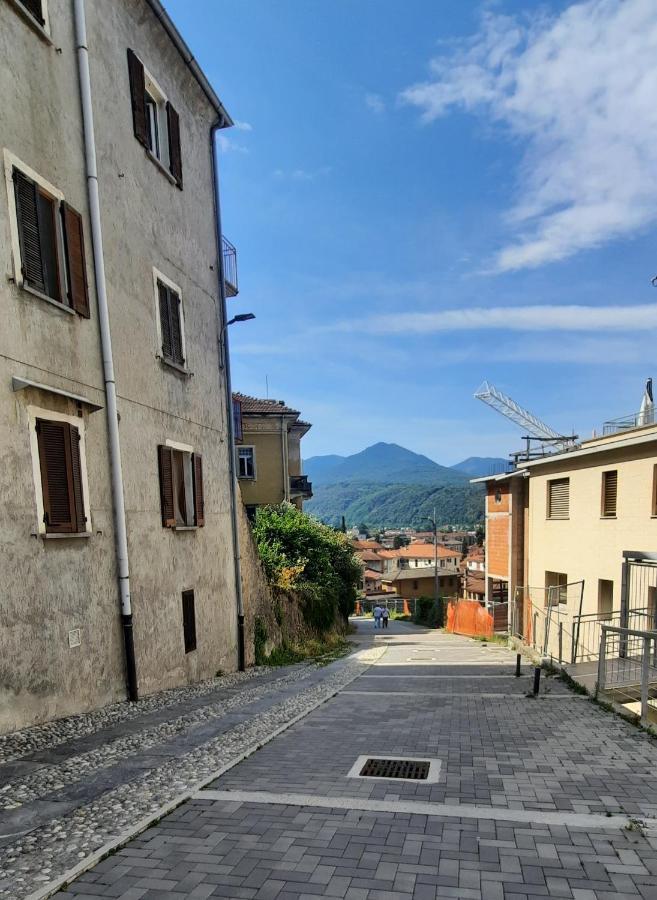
(24, 644, 386, 900)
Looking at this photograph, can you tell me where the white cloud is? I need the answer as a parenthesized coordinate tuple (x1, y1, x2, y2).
(331, 304, 657, 335)
(400, 0, 657, 270)
(217, 134, 249, 154)
(234, 120, 253, 131)
(273, 166, 332, 181)
(365, 92, 385, 114)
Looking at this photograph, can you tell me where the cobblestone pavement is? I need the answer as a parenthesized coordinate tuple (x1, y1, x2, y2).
(0, 640, 384, 900)
(51, 621, 657, 899)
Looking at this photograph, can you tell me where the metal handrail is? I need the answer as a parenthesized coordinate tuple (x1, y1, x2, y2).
(597, 624, 657, 725)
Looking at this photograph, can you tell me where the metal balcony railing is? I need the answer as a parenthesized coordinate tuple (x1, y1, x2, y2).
(290, 475, 312, 499)
(222, 235, 238, 297)
(602, 408, 655, 435)
(597, 624, 657, 725)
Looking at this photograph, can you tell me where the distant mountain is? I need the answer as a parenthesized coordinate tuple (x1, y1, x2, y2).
(303, 442, 483, 528)
(306, 481, 485, 529)
(303, 454, 345, 483)
(307, 442, 468, 487)
(451, 456, 509, 477)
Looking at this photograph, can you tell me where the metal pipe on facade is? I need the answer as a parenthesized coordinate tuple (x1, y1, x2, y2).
(210, 124, 245, 672)
(73, 0, 137, 700)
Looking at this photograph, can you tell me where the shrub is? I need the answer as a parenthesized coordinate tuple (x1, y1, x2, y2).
(413, 596, 445, 629)
(251, 503, 362, 629)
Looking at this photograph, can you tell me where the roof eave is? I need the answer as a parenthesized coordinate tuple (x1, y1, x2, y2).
(144, 0, 233, 127)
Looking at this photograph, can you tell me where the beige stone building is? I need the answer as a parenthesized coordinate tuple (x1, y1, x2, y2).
(233, 394, 312, 513)
(1, 0, 241, 733)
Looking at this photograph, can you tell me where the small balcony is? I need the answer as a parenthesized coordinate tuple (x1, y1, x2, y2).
(222, 235, 238, 297)
(290, 474, 313, 499)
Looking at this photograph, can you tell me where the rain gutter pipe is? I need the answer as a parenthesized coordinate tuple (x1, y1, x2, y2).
(73, 0, 138, 700)
(210, 124, 245, 672)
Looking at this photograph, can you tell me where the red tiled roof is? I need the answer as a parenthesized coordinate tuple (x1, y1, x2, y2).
(352, 540, 383, 551)
(233, 393, 300, 416)
(397, 545, 458, 560)
(364, 569, 382, 580)
(356, 549, 381, 561)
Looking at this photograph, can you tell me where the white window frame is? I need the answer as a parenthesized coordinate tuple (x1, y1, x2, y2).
(8, 0, 52, 40)
(143, 67, 170, 170)
(152, 267, 187, 370)
(27, 405, 92, 535)
(237, 445, 256, 480)
(165, 438, 196, 527)
(3, 149, 73, 312)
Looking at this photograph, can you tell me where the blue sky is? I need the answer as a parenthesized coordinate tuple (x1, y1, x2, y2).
(167, 0, 657, 465)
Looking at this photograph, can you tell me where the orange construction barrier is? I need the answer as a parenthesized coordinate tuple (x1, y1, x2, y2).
(446, 599, 493, 639)
(355, 600, 362, 616)
(403, 599, 410, 616)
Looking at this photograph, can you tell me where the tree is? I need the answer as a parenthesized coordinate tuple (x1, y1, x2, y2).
(393, 534, 410, 549)
(475, 526, 484, 546)
(461, 537, 468, 559)
(340, 515, 347, 533)
(357, 522, 370, 538)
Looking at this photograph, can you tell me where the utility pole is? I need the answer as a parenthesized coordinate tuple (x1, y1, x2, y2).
(426, 508, 439, 604)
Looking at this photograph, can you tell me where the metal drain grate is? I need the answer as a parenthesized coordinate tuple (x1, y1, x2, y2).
(359, 758, 430, 780)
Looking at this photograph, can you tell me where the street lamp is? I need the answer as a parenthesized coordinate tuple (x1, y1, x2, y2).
(224, 312, 255, 330)
(425, 509, 439, 606)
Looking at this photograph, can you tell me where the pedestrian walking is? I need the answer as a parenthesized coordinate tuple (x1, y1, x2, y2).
(381, 606, 390, 629)
(373, 604, 382, 628)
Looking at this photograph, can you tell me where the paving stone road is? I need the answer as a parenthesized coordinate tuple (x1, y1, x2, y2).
(51, 620, 657, 899)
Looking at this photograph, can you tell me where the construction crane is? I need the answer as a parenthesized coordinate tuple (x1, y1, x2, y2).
(474, 381, 577, 457)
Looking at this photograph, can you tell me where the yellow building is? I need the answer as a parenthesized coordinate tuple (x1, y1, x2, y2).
(233, 393, 312, 513)
(517, 421, 657, 658)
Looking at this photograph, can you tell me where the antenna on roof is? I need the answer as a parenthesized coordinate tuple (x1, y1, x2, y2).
(265, 374, 269, 399)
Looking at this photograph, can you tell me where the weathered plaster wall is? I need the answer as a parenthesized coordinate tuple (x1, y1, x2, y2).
(238, 428, 285, 506)
(0, 0, 126, 733)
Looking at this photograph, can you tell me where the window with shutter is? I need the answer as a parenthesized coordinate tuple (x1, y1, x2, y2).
(233, 398, 243, 442)
(182, 590, 197, 653)
(601, 470, 618, 518)
(547, 478, 569, 519)
(156, 279, 185, 367)
(11, 161, 91, 316)
(127, 49, 148, 147)
(36, 419, 87, 533)
(159, 446, 203, 527)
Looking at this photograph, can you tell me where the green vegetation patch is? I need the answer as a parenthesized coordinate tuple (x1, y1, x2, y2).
(263, 634, 352, 667)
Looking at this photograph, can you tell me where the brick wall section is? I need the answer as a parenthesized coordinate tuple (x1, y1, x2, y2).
(487, 481, 510, 513)
(487, 515, 509, 578)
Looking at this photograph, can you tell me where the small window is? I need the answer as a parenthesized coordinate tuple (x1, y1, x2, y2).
(494, 488, 502, 504)
(182, 590, 196, 653)
(598, 580, 614, 620)
(157, 279, 185, 367)
(545, 571, 568, 606)
(245, 504, 257, 522)
(35, 418, 88, 534)
(237, 446, 255, 479)
(158, 446, 204, 528)
(412, 580, 419, 590)
(127, 49, 183, 188)
(601, 470, 617, 518)
(9, 161, 90, 316)
(547, 478, 569, 519)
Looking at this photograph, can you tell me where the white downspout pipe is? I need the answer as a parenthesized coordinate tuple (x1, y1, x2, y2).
(210, 125, 245, 671)
(73, 0, 137, 700)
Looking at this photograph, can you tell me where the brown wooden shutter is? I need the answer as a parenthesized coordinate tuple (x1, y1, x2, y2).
(602, 470, 617, 517)
(193, 454, 204, 526)
(62, 203, 90, 318)
(167, 102, 183, 188)
(36, 419, 75, 533)
(127, 49, 148, 147)
(169, 291, 184, 365)
(158, 445, 175, 526)
(69, 425, 87, 531)
(13, 169, 46, 294)
(158, 283, 173, 360)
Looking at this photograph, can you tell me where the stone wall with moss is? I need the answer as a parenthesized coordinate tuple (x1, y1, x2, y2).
(238, 503, 342, 666)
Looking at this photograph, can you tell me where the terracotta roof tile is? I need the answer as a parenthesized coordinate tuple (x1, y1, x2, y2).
(352, 540, 383, 551)
(233, 392, 300, 415)
(397, 545, 459, 560)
